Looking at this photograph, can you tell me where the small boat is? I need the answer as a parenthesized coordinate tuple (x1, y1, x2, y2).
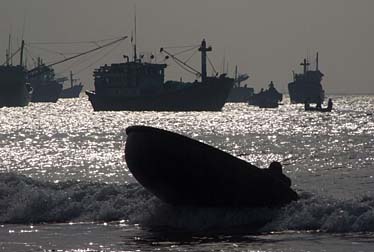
(125, 125, 298, 207)
(304, 98, 333, 112)
(248, 81, 282, 108)
(60, 71, 83, 98)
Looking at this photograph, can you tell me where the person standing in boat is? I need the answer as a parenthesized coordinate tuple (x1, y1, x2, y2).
(327, 98, 333, 110)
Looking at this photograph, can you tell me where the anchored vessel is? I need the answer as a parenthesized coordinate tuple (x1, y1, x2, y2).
(125, 125, 298, 207)
(248, 81, 282, 108)
(86, 39, 234, 111)
(288, 53, 325, 104)
(60, 71, 83, 98)
(0, 40, 32, 107)
(226, 66, 253, 102)
(27, 58, 63, 103)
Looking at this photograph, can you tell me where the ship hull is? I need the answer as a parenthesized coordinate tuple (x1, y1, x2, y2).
(30, 81, 62, 103)
(288, 81, 325, 104)
(86, 76, 234, 111)
(226, 86, 254, 103)
(0, 66, 31, 107)
(60, 85, 83, 98)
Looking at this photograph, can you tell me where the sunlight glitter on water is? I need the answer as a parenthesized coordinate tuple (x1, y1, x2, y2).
(0, 96, 373, 198)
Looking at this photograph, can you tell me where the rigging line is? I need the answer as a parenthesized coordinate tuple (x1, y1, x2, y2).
(174, 59, 201, 77)
(2, 47, 21, 66)
(26, 44, 70, 58)
(57, 44, 111, 74)
(161, 48, 200, 75)
(57, 35, 123, 75)
(162, 44, 199, 49)
(207, 56, 217, 75)
(28, 35, 127, 73)
(24, 47, 38, 66)
(65, 40, 124, 76)
(28, 36, 125, 45)
(173, 46, 200, 57)
(183, 49, 198, 64)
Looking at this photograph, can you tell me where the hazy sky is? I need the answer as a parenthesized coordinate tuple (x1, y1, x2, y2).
(1, 0, 374, 94)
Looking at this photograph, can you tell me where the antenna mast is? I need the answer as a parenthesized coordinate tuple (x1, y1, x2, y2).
(133, 5, 137, 62)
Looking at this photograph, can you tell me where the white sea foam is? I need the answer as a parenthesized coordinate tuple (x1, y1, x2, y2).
(1, 173, 373, 234)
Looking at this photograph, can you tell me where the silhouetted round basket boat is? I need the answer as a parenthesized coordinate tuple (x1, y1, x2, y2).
(125, 126, 298, 207)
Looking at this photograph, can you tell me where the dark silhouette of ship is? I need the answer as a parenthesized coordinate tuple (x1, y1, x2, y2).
(27, 58, 63, 103)
(226, 65, 253, 102)
(248, 81, 282, 108)
(60, 71, 83, 98)
(86, 39, 234, 111)
(0, 39, 33, 107)
(288, 53, 325, 104)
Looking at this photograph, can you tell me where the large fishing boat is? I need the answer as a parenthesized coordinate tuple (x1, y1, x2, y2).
(27, 58, 63, 103)
(288, 53, 325, 104)
(0, 40, 32, 107)
(60, 71, 83, 98)
(86, 39, 234, 111)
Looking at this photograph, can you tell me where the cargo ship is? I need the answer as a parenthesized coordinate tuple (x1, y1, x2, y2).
(288, 53, 325, 104)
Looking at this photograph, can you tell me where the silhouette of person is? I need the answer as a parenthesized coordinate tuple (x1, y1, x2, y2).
(316, 101, 322, 109)
(304, 100, 310, 110)
(327, 98, 333, 110)
(267, 161, 291, 187)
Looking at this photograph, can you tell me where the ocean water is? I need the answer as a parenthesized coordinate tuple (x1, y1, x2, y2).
(0, 95, 373, 252)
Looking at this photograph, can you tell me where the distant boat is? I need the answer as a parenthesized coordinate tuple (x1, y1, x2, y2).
(248, 81, 282, 108)
(305, 98, 333, 112)
(125, 125, 298, 207)
(60, 71, 83, 98)
(226, 66, 253, 102)
(288, 53, 325, 104)
(0, 39, 33, 107)
(27, 58, 63, 103)
(86, 39, 234, 111)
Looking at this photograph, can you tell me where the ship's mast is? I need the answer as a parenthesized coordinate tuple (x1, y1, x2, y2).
(234, 65, 238, 87)
(198, 39, 212, 83)
(19, 40, 25, 67)
(133, 6, 137, 62)
(316, 52, 319, 71)
(300, 58, 310, 74)
(70, 71, 74, 88)
(5, 34, 11, 65)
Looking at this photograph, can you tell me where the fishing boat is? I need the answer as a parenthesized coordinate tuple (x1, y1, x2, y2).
(226, 66, 253, 102)
(248, 81, 282, 108)
(288, 53, 325, 104)
(125, 125, 298, 207)
(86, 39, 234, 111)
(27, 58, 63, 103)
(0, 40, 32, 107)
(60, 71, 83, 98)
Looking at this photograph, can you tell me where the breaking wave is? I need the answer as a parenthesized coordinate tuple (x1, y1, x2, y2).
(1, 173, 373, 233)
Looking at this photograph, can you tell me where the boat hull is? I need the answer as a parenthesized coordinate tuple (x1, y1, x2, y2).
(288, 81, 325, 104)
(30, 81, 62, 103)
(0, 65, 31, 107)
(86, 76, 233, 111)
(125, 126, 298, 207)
(60, 85, 83, 98)
(226, 86, 254, 103)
